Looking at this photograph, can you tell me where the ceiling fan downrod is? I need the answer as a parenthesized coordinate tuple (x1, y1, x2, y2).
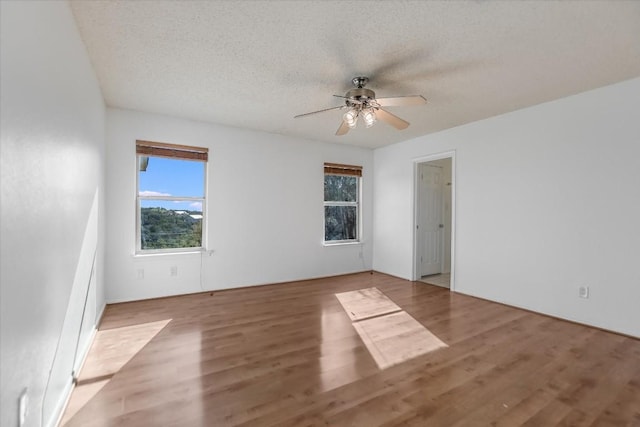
(352, 76, 369, 88)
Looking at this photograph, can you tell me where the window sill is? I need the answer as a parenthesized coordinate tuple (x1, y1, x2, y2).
(133, 249, 208, 258)
(323, 241, 362, 247)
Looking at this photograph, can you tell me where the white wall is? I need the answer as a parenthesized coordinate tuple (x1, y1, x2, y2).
(106, 109, 373, 302)
(0, 2, 106, 427)
(373, 77, 640, 337)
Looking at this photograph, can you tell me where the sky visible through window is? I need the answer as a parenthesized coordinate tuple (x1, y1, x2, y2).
(139, 157, 204, 211)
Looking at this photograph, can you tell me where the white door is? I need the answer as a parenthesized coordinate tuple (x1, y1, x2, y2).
(419, 164, 443, 276)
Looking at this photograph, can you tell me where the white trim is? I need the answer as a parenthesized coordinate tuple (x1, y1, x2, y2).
(202, 159, 209, 250)
(133, 249, 205, 258)
(135, 246, 205, 256)
(412, 150, 456, 292)
(50, 327, 99, 427)
(48, 377, 74, 427)
(50, 301, 105, 427)
(95, 302, 106, 329)
(73, 327, 96, 376)
(136, 151, 141, 252)
(412, 151, 456, 164)
(323, 241, 363, 247)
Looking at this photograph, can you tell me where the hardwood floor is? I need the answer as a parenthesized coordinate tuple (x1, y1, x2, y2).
(62, 272, 640, 426)
(419, 273, 450, 289)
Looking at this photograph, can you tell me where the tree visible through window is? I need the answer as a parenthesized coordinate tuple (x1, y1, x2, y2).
(136, 140, 207, 252)
(324, 163, 361, 242)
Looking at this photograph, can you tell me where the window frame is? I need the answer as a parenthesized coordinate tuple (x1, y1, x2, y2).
(135, 140, 208, 255)
(323, 163, 362, 245)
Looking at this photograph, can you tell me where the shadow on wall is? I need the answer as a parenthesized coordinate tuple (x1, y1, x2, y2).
(42, 189, 99, 426)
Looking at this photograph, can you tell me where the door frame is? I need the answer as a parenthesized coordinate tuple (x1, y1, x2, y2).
(412, 151, 456, 291)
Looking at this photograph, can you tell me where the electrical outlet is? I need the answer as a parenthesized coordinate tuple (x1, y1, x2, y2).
(136, 269, 144, 279)
(579, 286, 589, 299)
(18, 389, 28, 426)
(170, 266, 178, 277)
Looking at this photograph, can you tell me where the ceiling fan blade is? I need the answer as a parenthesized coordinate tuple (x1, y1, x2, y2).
(294, 105, 344, 119)
(375, 95, 426, 107)
(336, 120, 350, 136)
(376, 108, 410, 130)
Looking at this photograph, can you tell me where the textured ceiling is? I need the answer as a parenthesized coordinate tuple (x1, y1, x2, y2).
(70, 1, 640, 149)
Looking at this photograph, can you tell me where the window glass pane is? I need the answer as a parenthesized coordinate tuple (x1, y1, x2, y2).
(139, 157, 204, 198)
(324, 175, 357, 202)
(140, 200, 202, 250)
(325, 206, 357, 241)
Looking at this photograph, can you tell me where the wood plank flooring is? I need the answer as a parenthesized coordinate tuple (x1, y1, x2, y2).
(62, 272, 640, 426)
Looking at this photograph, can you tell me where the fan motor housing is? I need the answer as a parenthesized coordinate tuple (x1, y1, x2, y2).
(345, 87, 376, 106)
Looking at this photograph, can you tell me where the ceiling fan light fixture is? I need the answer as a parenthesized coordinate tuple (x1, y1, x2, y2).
(363, 109, 376, 128)
(343, 109, 358, 128)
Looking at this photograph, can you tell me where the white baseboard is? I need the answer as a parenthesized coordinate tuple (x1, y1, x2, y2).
(73, 327, 97, 377)
(96, 302, 106, 328)
(48, 304, 104, 427)
(47, 376, 74, 427)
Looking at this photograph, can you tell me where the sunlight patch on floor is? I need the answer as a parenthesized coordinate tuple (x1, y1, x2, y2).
(354, 311, 447, 369)
(335, 287, 401, 321)
(335, 287, 447, 370)
(61, 319, 171, 425)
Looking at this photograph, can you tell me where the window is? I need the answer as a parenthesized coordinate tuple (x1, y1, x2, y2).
(136, 140, 208, 253)
(324, 162, 362, 243)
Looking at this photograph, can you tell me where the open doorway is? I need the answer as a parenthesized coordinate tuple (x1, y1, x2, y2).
(414, 153, 454, 289)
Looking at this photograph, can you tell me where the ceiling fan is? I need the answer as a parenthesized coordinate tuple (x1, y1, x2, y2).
(294, 76, 427, 136)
